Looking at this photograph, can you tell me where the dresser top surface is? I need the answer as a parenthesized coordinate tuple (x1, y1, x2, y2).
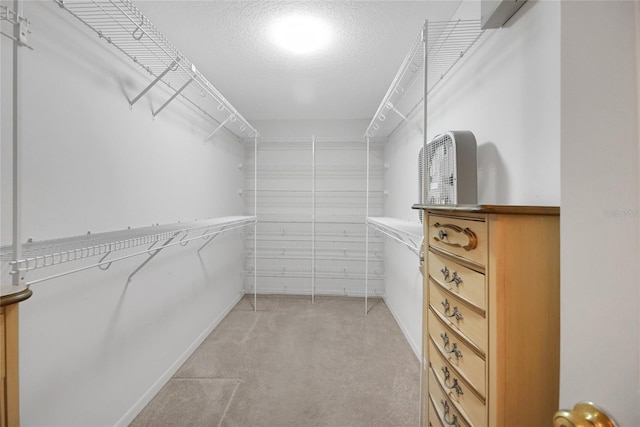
(411, 204, 560, 215)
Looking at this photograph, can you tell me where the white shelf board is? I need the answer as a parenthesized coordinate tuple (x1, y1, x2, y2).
(366, 216, 424, 256)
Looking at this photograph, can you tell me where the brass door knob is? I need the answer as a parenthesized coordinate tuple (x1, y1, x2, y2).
(553, 402, 617, 427)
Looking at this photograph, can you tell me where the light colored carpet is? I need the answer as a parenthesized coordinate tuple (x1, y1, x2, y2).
(130, 295, 420, 427)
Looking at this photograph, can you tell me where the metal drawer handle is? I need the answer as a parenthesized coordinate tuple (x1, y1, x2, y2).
(433, 222, 478, 251)
(440, 400, 461, 427)
(449, 307, 463, 322)
(440, 331, 449, 347)
(441, 299, 463, 322)
(441, 266, 463, 287)
(442, 366, 464, 397)
(441, 365, 450, 380)
(449, 272, 462, 286)
(439, 332, 462, 360)
(446, 342, 463, 360)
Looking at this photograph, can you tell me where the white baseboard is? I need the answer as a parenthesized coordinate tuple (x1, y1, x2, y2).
(114, 292, 245, 427)
(383, 296, 421, 362)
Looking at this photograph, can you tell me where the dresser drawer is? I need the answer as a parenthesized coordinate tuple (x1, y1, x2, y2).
(430, 347, 487, 427)
(427, 396, 445, 427)
(428, 366, 472, 427)
(428, 309, 486, 396)
(429, 280, 487, 354)
(428, 215, 487, 266)
(428, 250, 486, 312)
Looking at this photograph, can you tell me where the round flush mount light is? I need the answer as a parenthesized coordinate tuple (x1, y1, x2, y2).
(270, 15, 332, 55)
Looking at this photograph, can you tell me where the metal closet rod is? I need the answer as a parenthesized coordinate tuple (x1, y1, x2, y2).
(54, 0, 259, 139)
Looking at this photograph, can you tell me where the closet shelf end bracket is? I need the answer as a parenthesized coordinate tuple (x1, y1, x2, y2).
(129, 58, 180, 108)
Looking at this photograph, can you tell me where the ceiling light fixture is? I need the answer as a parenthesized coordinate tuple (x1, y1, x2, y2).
(270, 15, 332, 55)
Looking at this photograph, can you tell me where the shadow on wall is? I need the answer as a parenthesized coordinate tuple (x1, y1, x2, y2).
(477, 142, 508, 204)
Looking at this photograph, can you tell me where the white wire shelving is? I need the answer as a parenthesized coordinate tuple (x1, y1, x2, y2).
(1, 216, 256, 287)
(1, 2, 31, 48)
(365, 19, 484, 139)
(362, 19, 484, 256)
(242, 137, 385, 307)
(366, 217, 423, 257)
(54, 0, 259, 140)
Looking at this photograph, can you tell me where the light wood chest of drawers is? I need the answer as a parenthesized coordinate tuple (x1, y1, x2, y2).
(1, 288, 32, 427)
(416, 205, 560, 427)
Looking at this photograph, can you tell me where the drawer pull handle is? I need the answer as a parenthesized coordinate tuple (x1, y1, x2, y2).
(441, 365, 450, 380)
(440, 400, 461, 427)
(450, 272, 462, 286)
(446, 342, 463, 360)
(433, 222, 478, 251)
(441, 366, 464, 396)
(441, 266, 463, 287)
(441, 299, 464, 322)
(440, 332, 450, 347)
(440, 332, 463, 360)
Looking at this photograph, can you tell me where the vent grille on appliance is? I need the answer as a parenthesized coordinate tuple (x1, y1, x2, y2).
(427, 133, 457, 205)
(419, 130, 478, 209)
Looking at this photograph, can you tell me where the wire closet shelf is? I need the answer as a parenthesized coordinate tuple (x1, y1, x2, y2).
(54, 0, 259, 140)
(1, 216, 256, 287)
(365, 19, 484, 139)
(366, 217, 423, 257)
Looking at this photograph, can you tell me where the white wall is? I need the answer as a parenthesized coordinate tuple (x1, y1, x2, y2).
(427, 0, 561, 206)
(560, 2, 640, 425)
(382, 105, 423, 359)
(383, 0, 561, 362)
(2, 2, 247, 425)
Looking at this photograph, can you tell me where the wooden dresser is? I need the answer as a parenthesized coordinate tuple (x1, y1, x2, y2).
(414, 205, 560, 427)
(1, 288, 32, 427)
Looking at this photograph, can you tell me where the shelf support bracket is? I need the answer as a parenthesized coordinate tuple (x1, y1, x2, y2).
(129, 58, 179, 108)
(205, 114, 235, 141)
(366, 221, 422, 257)
(126, 231, 180, 283)
(152, 76, 194, 118)
(386, 102, 423, 133)
(197, 224, 232, 253)
(0, 3, 32, 49)
(196, 232, 219, 254)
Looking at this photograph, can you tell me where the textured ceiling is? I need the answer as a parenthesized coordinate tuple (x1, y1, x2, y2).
(136, 1, 464, 121)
